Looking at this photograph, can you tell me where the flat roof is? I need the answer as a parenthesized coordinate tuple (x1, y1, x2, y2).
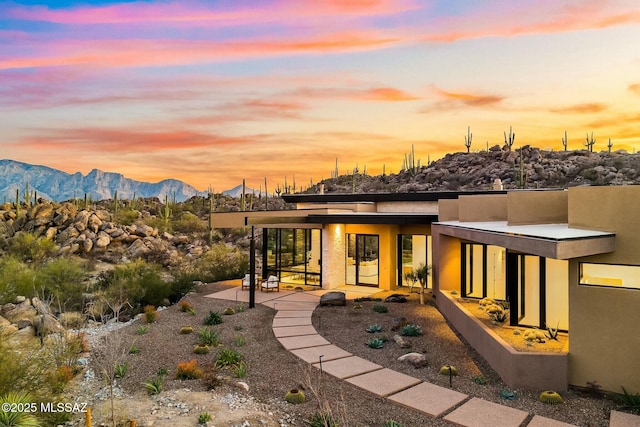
(433, 221, 615, 259)
(436, 221, 614, 241)
(282, 190, 509, 204)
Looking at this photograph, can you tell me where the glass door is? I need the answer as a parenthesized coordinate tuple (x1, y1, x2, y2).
(346, 234, 379, 287)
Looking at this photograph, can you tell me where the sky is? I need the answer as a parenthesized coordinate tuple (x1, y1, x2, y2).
(1, 1, 640, 192)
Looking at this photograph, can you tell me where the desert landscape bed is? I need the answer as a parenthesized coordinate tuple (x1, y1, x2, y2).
(72, 281, 626, 427)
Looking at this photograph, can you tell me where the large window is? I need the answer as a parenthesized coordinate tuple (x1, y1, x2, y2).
(264, 228, 321, 286)
(462, 244, 569, 330)
(461, 243, 506, 300)
(580, 263, 640, 290)
(398, 235, 432, 289)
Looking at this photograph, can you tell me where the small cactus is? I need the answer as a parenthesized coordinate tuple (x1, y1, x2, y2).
(439, 365, 458, 376)
(401, 324, 423, 336)
(180, 326, 193, 334)
(539, 390, 563, 405)
(223, 307, 235, 315)
(193, 344, 210, 354)
(284, 389, 306, 404)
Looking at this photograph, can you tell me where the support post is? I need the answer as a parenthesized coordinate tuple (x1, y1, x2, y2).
(249, 225, 256, 309)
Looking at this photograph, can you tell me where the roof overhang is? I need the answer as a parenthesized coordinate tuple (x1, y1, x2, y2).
(433, 221, 615, 259)
(211, 209, 437, 228)
(307, 212, 437, 224)
(282, 190, 508, 204)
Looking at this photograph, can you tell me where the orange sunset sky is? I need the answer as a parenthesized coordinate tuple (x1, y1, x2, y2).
(1, 0, 640, 192)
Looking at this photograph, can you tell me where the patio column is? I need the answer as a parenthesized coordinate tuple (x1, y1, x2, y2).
(249, 225, 256, 308)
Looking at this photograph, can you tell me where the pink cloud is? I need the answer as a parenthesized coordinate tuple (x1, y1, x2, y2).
(5, 0, 419, 25)
(0, 31, 400, 70)
(432, 87, 504, 107)
(629, 84, 640, 96)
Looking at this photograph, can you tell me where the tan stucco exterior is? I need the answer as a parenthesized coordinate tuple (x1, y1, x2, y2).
(566, 186, 640, 392)
(433, 186, 640, 392)
(507, 190, 568, 225)
(458, 194, 507, 222)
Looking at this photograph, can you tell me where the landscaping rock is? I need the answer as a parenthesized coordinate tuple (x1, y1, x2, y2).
(391, 316, 408, 331)
(319, 292, 346, 306)
(393, 334, 411, 348)
(385, 294, 407, 303)
(398, 352, 428, 368)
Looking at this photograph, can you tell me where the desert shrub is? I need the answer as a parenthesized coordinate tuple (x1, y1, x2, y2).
(192, 244, 248, 282)
(142, 375, 164, 395)
(0, 256, 37, 303)
(214, 348, 243, 368)
(144, 305, 158, 323)
(372, 304, 388, 313)
(0, 340, 51, 398)
(47, 332, 86, 368)
(5, 231, 57, 264)
(168, 271, 198, 303)
(172, 212, 207, 235)
(175, 360, 203, 380)
(198, 412, 212, 424)
(197, 328, 219, 346)
(37, 257, 88, 312)
(179, 300, 195, 314)
(114, 208, 139, 226)
(201, 364, 221, 390)
(46, 365, 75, 393)
(58, 311, 85, 329)
(204, 310, 223, 326)
(114, 363, 128, 379)
(99, 260, 171, 314)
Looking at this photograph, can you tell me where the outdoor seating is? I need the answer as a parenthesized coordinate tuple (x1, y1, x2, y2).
(242, 274, 259, 290)
(261, 275, 280, 292)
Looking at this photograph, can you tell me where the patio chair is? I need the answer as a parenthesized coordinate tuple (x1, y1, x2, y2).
(261, 275, 280, 292)
(242, 274, 259, 290)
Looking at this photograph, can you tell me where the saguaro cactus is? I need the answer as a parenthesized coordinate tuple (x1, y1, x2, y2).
(584, 132, 595, 152)
(464, 126, 472, 153)
(562, 130, 568, 151)
(607, 138, 613, 153)
(504, 126, 515, 150)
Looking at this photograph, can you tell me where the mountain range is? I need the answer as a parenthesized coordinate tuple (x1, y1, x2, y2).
(0, 159, 207, 203)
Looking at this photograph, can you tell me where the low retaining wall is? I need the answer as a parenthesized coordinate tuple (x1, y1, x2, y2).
(437, 291, 568, 391)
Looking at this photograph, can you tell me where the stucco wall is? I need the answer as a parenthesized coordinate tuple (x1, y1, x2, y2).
(438, 199, 459, 221)
(507, 190, 568, 225)
(376, 201, 438, 213)
(458, 194, 507, 222)
(566, 186, 640, 392)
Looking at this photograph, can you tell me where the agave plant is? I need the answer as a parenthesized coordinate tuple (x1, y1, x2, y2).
(401, 324, 423, 336)
(366, 324, 383, 333)
(366, 338, 385, 349)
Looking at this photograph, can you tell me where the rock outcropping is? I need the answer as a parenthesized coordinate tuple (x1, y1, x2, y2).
(0, 200, 206, 262)
(317, 147, 640, 193)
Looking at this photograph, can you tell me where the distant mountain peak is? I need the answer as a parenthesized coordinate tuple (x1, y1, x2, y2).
(0, 159, 206, 202)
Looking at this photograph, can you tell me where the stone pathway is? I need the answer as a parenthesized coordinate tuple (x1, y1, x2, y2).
(206, 286, 640, 427)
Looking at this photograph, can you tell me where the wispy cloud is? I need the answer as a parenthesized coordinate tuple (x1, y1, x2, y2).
(629, 83, 640, 96)
(550, 103, 608, 114)
(431, 87, 504, 108)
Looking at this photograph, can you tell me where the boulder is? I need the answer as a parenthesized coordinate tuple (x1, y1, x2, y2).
(393, 334, 411, 348)
(3, 301, 37, 325)
(128, 238, 150, 258)
(391, 316, 408, 331)
(385, 294, 407, 303)
(319, 292, 346, 307)
(398, 352, 428, 368)
(33, 314, 64, 335)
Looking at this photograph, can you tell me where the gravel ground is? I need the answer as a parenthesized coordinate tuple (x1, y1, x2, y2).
(78, 282, 621, 427)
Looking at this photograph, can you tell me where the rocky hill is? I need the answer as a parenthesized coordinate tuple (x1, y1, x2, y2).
(315, 146, 640, 193)
(0, 159, 206, 202)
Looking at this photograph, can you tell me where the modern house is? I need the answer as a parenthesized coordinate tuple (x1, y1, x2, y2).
(211, 186, 640, 393)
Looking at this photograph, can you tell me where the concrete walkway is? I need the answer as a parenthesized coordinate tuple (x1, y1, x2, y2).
(205, 286, 639, 427)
